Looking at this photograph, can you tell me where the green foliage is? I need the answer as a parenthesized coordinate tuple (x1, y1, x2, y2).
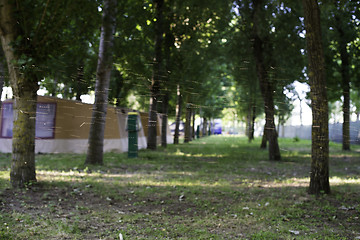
(322, 0, 359, 103)
(11, 0, 100, 81)
(228, 0, 304, 126)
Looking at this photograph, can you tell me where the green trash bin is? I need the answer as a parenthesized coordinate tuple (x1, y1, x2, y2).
(127, 112, 139, 158)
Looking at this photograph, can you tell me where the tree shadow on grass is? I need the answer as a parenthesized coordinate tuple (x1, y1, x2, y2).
(0, 178, 359, 239)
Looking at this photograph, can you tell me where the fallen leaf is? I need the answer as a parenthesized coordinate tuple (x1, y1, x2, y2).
(179, 195, 185, 201)
(289, 230, 300, 235)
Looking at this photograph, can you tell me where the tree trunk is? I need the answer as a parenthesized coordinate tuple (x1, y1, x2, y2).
(302, 0, 330, 194)
(86, 0, 116, 165)
(174, 84, 182, 144)
(0, 0, 38, 187)
(340, 46, 350, 151)
(249, 104, 256, 141)
(192, 110, 196, 140)
(184, 102, 192, 143)
(246, 105, 251, 140)
(161, 28, 173, 148)
(0, 51, 5, 105)
(51, 77, 58, 97)
(147, 0, 164, 150)
(161, 93, 169, 147)
(75, 65, 85, 101)
(260, 126, 267, 149)
(334, 14, 351, 151)
(11, 79, 38, 188)
(208, 119, 212, 135)
(202, 117, 208, 137)
(252, 0, 281, 160)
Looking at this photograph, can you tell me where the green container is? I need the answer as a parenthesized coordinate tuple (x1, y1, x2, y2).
(127, 112, 138, 158)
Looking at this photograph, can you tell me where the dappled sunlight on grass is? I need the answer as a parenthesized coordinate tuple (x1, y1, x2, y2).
(0, 171, 10, 190)
(36, 170, 142, 183)
(330, 176, 360, 185)
(167, 149, 224, 159)
(1, 136, 360, 239)
(31, 168, 360, 189)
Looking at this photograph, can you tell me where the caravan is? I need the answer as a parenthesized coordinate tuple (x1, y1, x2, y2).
(0, 96, 172, 153)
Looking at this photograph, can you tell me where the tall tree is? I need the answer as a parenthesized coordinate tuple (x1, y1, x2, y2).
(336, 13, 351, 151)
(147, 0, 164, 150)
(0, 0, 37, 188)
(160, 13, 175, 148)
(327, 1, 358, 150)
(0, 0, 96, 187)
(252, 0, 281, 161)
(86, 0, 117, 165)
(184, 99, 192, 143)
(302, 0, 330, 194)
(173, 84, 182, 144)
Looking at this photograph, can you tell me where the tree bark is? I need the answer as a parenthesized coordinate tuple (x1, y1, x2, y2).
(252, 0, 281, 160)
(260, 126, 267, 149)
(173, 84, 182, 144)
(86, 0, 116, 165)
(0, 0, 37, 187)
(302, 0, 330, 194)
(202, 117, 208, 137)
(147, 0, 164, 150)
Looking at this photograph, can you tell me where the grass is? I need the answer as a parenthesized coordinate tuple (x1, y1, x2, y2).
(0, 136, 359, 239)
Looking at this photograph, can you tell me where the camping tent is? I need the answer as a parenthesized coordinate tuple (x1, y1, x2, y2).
(0, 96, 172, 153)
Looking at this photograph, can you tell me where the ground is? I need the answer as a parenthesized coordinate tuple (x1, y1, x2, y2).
(0, 136, 359, 239)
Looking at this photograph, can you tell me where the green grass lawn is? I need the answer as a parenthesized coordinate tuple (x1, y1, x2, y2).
(0, 136, 359, 239)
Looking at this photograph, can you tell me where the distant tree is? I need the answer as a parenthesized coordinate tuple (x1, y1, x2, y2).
(302, 0, 330, 194)
(86, 0, 117, 165)
(161, 27, 174, 147)
(174, 84, 183, 144)
(147, 0, 164, 150)
(252, 0, 281, 160)
(323, 1, 358, 150)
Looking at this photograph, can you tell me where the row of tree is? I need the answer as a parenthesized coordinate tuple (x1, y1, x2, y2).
(0, 0, 232, 188)
(0, 0, 359, 195)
